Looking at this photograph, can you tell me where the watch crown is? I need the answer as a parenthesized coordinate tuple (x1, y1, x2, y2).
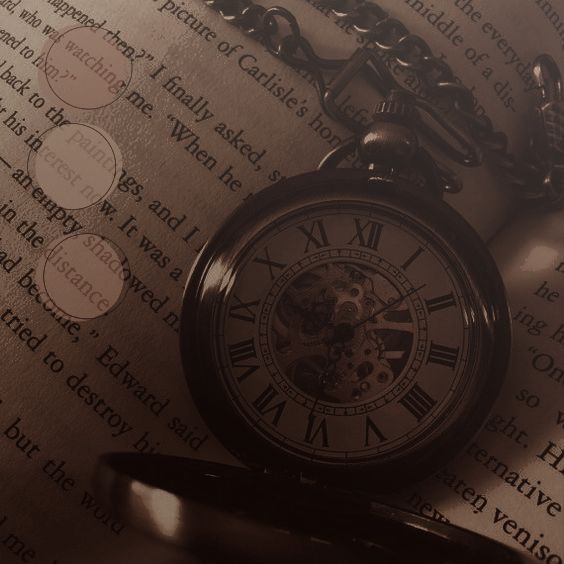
(360, 91, 420, 167)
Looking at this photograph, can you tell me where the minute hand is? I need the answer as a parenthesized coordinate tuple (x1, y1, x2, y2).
(352, 284, 426, 331)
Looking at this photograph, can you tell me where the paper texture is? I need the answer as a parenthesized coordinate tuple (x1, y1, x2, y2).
(0, 0, 562, 562)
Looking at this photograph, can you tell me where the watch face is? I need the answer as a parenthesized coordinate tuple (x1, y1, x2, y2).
(182, 171, 510, 486)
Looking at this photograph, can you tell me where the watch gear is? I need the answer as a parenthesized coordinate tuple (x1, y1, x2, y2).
(272, 262, 415, 404)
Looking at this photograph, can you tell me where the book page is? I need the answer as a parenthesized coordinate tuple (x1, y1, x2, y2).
(394, 209, 564, 562)
(0, 0, 561, 562)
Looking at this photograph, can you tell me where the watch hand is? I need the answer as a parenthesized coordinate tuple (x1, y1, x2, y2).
(348, 266, 390, 311)
(352, 284, 426, 331)
(308, 286, 424, 412)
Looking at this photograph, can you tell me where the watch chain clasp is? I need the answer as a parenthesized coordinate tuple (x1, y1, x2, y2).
(320, 48, 481, 192)
(320, 87, 467, 195)
(532, 54, 564, 205)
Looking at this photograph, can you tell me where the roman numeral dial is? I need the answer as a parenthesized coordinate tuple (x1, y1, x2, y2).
(215, 204, 474, 466)
(298, 220, 330, 253)
(399, 383, 437, 421)
(401, 246, 425, 270)
(364, 416, 387, 446)
(228, 339, 259, 382)
(253, 384, 286, 427)
(229, 296, 260, 324)
(304, 414, 329, 447)
(349, 219, 383, 250)
(253, 247, 286, 280)
(425, 293, 457, 314)
(427, 342, 459, 369)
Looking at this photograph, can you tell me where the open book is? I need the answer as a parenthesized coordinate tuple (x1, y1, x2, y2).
(0, 0, 562, 562)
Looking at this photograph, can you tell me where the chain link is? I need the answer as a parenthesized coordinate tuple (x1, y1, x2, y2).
(204, 0, 558, 203)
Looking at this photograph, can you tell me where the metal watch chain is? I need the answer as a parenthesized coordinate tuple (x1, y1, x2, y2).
(204, 0, 564, 206)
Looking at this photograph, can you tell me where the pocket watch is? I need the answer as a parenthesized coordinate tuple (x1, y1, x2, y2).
(180, 161, 511, 490)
